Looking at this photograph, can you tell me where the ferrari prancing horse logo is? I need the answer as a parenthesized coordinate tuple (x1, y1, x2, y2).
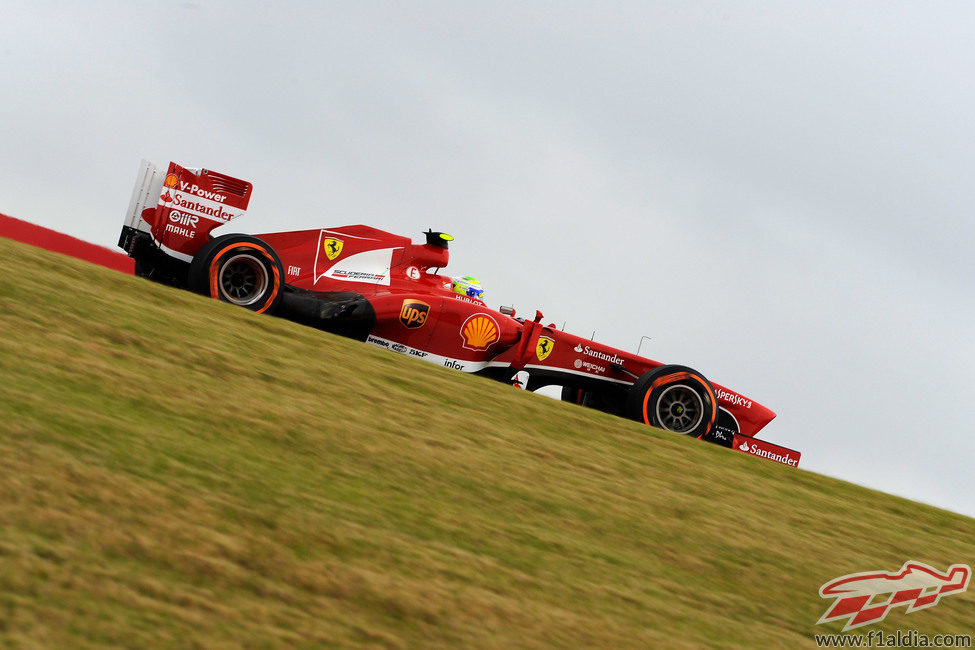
(536, 336, 555, 361)
(323, 238, 344, 261)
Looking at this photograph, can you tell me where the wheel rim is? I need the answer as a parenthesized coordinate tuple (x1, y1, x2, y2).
(654, 384, 704, 433)
(218, 254, 268, 306)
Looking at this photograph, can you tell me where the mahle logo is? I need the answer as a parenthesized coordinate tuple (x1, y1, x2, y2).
(818, 561, 970, 631)
(399, 300, 430, 329)
(323, 238, 344, 261)
(535, 336, 555, 361)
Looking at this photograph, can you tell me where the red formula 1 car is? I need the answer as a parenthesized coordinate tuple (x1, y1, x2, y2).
(118, 160, 801, 467)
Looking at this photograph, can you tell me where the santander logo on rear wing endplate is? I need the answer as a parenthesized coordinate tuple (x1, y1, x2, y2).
(733, 434, 801, 467)
(123, 160, 253, 261)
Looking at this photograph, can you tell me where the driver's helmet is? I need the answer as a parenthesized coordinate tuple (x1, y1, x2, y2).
(451, 275, 484, 299)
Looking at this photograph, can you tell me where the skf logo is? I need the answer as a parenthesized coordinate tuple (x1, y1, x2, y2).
(399, 300, 430, 329)
(460, 314, 499, 351)
(818, 561, 970, 631)
(535, 336, 555, 361)
(323, 238, 344, 261)
(164, 173, 178, 188)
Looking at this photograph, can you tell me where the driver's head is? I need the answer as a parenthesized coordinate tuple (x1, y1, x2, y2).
(451, 275, 484, 299)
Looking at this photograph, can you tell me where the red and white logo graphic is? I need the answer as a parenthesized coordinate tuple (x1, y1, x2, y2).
(818, 561, 970, 631)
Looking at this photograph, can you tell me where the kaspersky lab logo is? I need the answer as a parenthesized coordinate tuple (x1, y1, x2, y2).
(818, 561, 970, 631)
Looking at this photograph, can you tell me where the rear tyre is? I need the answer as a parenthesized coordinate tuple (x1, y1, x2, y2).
(625, 365, 717, 439)
(188, 234, 284, 314)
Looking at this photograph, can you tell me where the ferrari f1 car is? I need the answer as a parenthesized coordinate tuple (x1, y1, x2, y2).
(118, 160, 801, 467)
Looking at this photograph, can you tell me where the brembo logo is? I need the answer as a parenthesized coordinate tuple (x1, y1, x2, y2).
(818, 562, 970, 631)
(716, 388, 752, 409)
(573, 343, 624, 365)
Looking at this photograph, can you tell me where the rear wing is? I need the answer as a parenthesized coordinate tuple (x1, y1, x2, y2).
(122, 160, 253, 261)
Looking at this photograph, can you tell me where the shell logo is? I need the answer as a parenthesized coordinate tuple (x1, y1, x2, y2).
(460, 314, 500, 351)
(164, 173, 179, 188)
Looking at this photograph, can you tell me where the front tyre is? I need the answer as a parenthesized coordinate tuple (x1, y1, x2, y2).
(625, 365, 717, 439)
(188, 234, 284, 314)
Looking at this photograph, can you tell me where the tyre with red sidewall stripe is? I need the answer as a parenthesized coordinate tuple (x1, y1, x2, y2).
(625, 365, 717, 439)
(188, 234, 283, 315)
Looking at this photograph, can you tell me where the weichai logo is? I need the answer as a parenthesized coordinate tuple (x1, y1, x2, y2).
(399, 300, 430, 329)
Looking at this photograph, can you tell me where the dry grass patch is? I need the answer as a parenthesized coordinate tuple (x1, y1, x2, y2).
(0, 237, 973, 648)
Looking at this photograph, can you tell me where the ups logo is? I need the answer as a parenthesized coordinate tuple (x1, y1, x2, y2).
(399, 300, 430, 329)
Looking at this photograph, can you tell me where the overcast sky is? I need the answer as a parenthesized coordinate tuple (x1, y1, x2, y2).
(2, 2, 973, 518)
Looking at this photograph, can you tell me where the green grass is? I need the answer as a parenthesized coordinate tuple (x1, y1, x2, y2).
(0, 237, 972, 649)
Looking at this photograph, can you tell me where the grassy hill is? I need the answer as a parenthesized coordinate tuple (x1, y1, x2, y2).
(0, 236, 971, 648)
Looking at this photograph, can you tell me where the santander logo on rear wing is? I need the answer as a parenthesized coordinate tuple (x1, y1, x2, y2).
(123, 160, 253, 261)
